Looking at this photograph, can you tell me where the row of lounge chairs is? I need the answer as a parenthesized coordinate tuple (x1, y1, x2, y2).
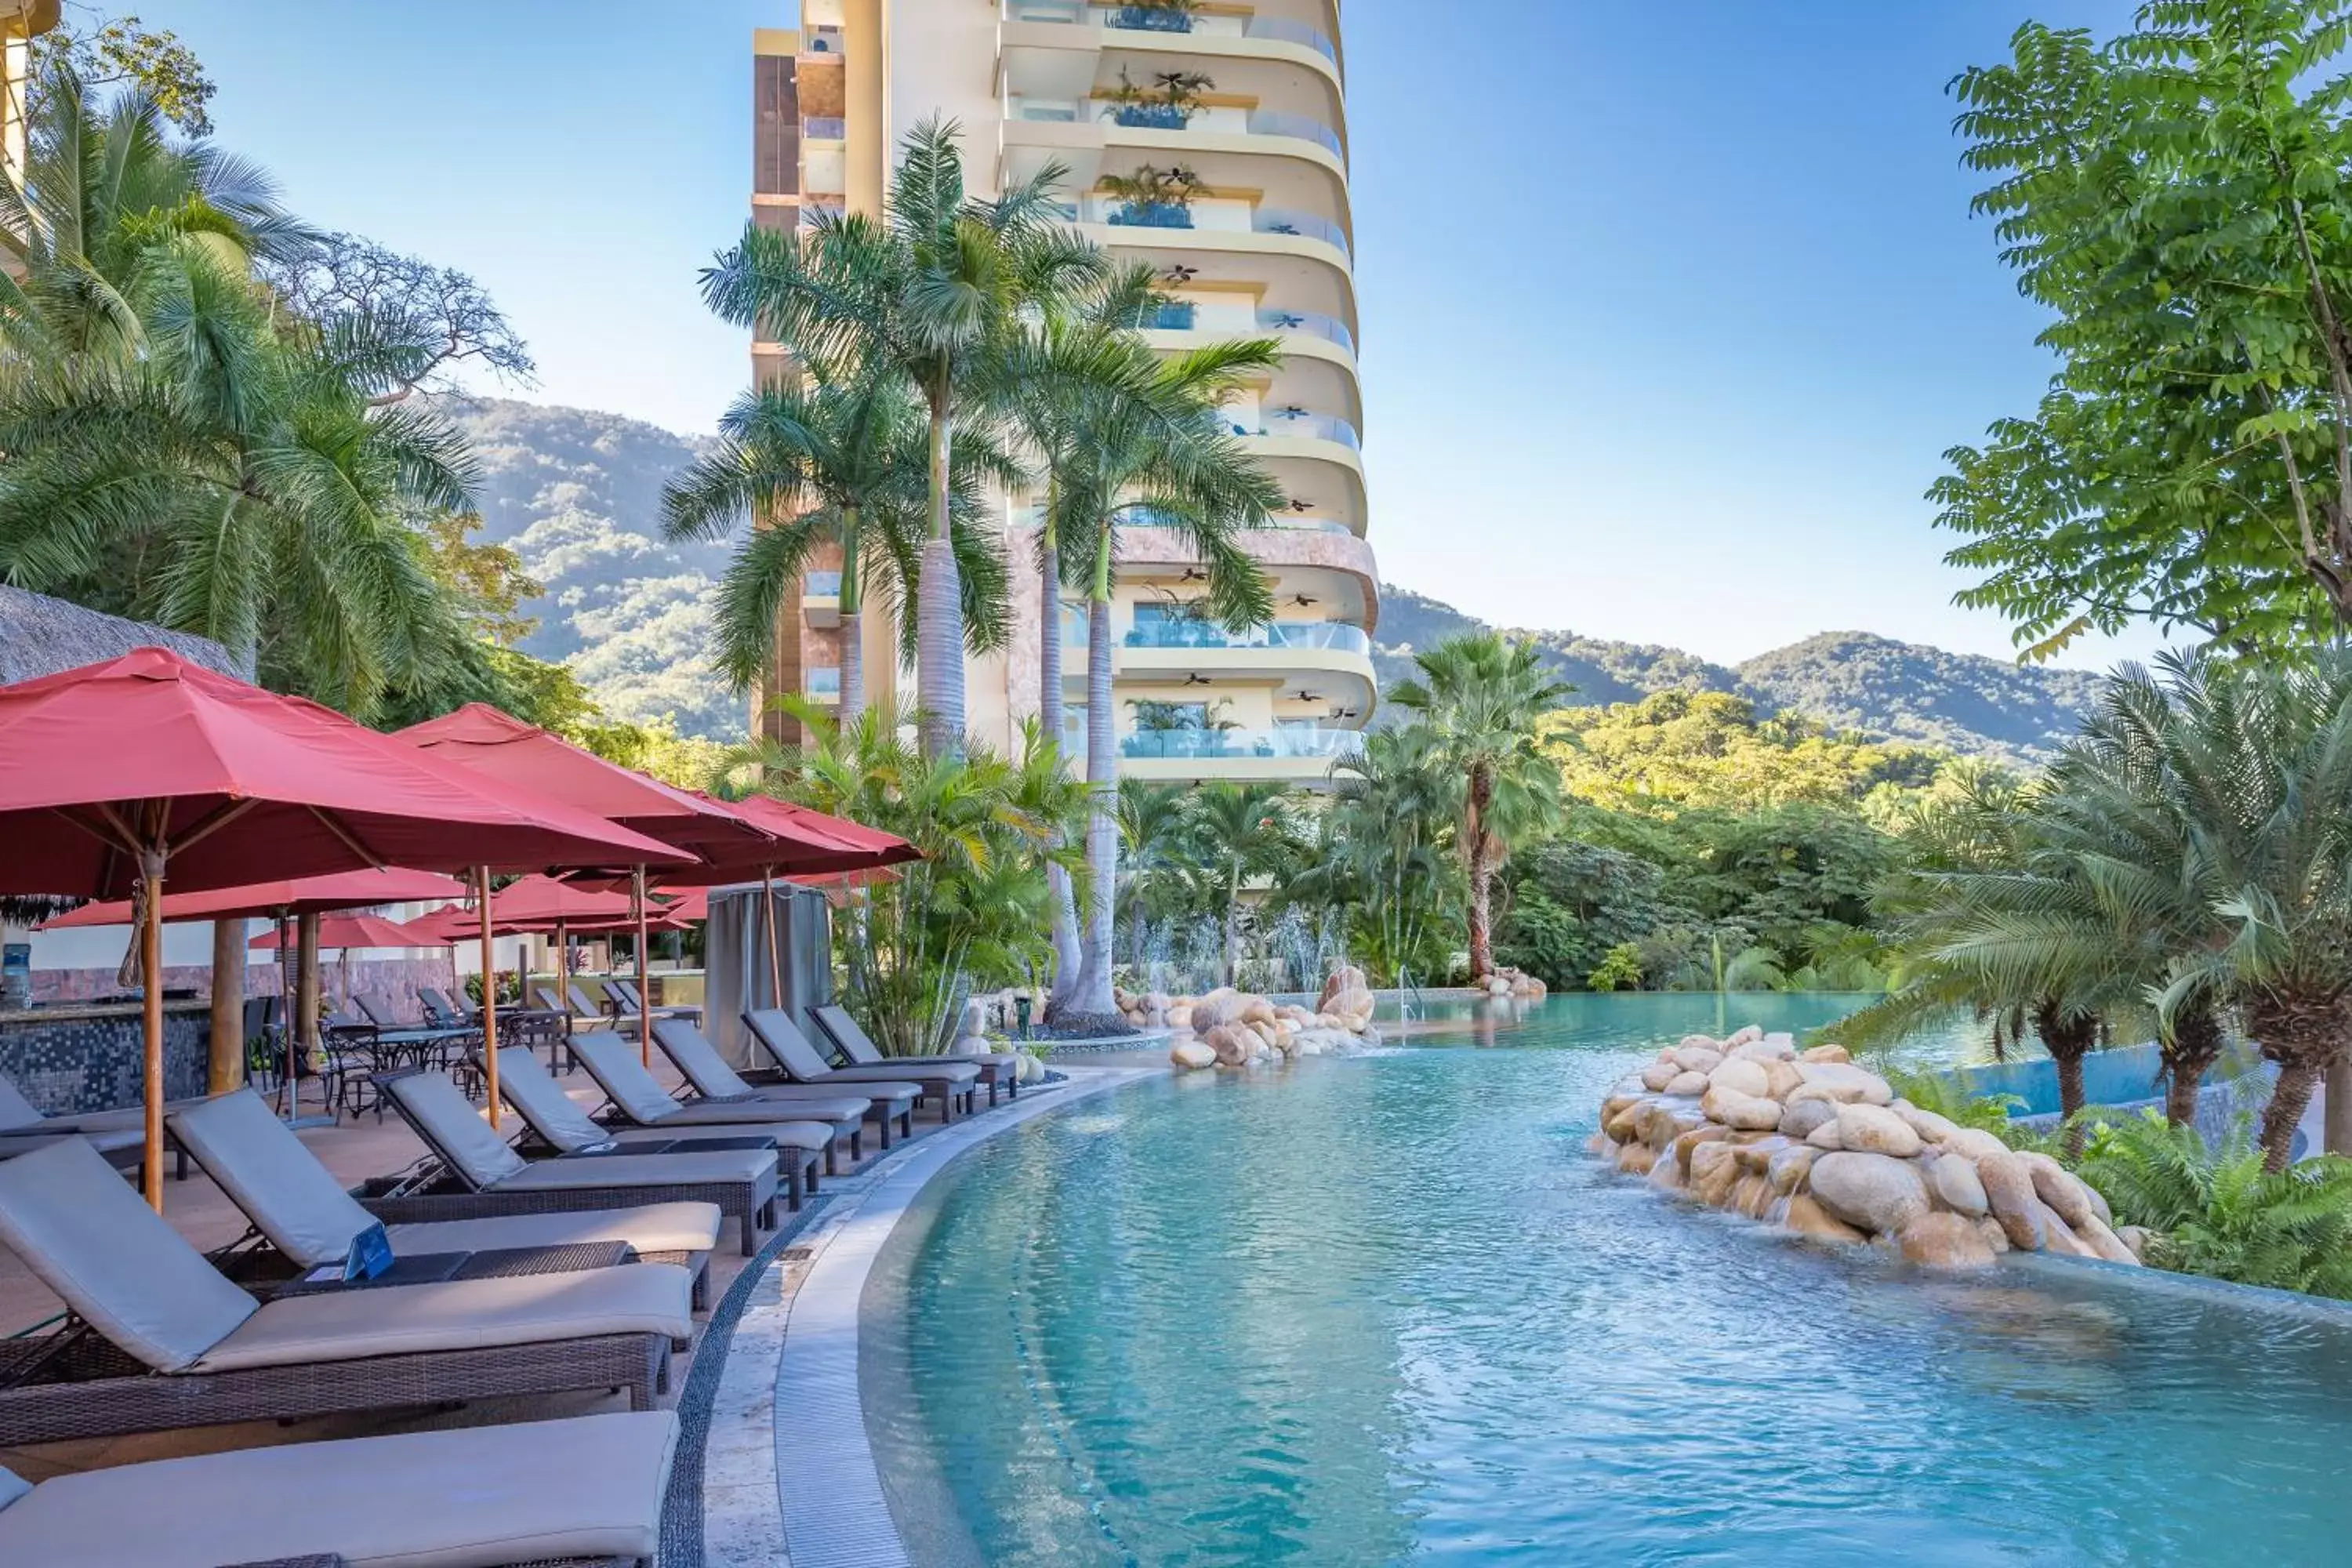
(0, 1004, 1029, 1566)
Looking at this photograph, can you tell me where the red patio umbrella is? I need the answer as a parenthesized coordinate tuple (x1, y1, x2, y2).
(398, 706, 779, 1061)
(41, 868, 469, 927)
(0, 648, 686, 1204)
(249, 913, 434, 951)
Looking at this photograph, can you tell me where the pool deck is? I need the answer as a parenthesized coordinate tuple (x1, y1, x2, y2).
(705, 1062, 1155, 1567)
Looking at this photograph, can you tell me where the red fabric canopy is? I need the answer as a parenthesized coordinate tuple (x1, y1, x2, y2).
(42, 868, 468, 927)
(397, 705, 771, 864)
(631, 792, 920, 888)
(250, 913, 435, 950)
(0, 649, 689, 899)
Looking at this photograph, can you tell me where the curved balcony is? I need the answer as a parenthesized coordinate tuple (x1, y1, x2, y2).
(1001, 3, 1345, 96)
(1114, 521, 1380, 627)
(1134, 302, 1359, 428)
(1121, 727, 1366, 762)
(1123, 619, 1368, 655)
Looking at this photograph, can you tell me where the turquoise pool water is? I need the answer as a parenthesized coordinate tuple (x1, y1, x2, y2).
(869, 997, 2352, 1565)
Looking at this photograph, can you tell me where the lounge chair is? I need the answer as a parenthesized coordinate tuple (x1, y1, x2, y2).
(611, 976, 702, 1026)
(0, 1138, 691, 1446)
(0, 1410, 680, 1566)
(419, 985, 473, 1026)
(649, 1016, 913, 1151)
(489, 1044, 830, 1205)
(815, 1001, 1022, 1106)
(376, 1070, 781, 1254)
(0, 1073, 189, 1181)
(168, 1088, 719, 1308)
(744, 1008, 979, 1123)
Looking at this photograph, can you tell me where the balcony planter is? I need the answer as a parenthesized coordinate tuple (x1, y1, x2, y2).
(1109, 201, 1196, 230)
(1112, 5, 1197, 32)
(1145, 303, 1198, 330)
(1112, 104, 1192, 130)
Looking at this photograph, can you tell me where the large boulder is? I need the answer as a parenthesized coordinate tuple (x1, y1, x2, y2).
(1759, 1058, 1806, 1101)
(1780, 1192, 1867, 1244)
(1891, 1101, 1961, 1145)
(1170, 1038, 1216, 1071)
(1898, 1212, 1998, 1270)
(1191, 989, 1247, 1030)
(1788, 1062, 1895, 1106)
(2020, 1154, 2114, 1231)
(1702, 1084, 1784, 1131)
(1925, 1152, 1991, 1218)
(1777, 1098, 1838, 1141)
(1941, 1127, 2010, 1162)
(1707, 1058, 1773, 1099)
(1319, 966, 1367, 1011)
(1834, 1103, 1923, 1159)
(1799, 1043, 1852, 1065)
(1670, 1044, 1725, 1075)
(1688, 1142, 1744, 1206)
(1203, 1024, 1258, 1068)
(1808, 1152, 1930, 1236)
(1766, 1143, 1818, 1194)
(1978, 1153, 2056, 1251)
(1616, 1140, 1657, 1176)
(1666, 1070, 1710, 1097)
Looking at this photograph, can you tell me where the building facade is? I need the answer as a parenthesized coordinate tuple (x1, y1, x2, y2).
(751, 0, 1374, 786)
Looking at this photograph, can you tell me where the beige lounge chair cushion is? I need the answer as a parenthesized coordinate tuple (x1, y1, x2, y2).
(386, 1201, 722, 1258)
(0, 1126, 143, 1157)
(568, 1033, 702, 1127)
(190, 1262, 695, 1373)
(492, 1148, 779, 1193)
(650, 1017, 760, 1098)
(169, 1089, 386, 1269)
(0, 1139, 257, 1370)
(383, 1072, 531, 1189)
(490, 1045, 620, 1153)
(0, 1410, 679, 1567)
(648, 1094, 873, 1127)
(829, 1059, 981, 1085)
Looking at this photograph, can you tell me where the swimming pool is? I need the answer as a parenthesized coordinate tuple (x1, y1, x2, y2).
(866, 1000, 2352, 1565)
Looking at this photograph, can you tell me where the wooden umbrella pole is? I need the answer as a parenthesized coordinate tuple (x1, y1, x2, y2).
(555, 920, 568, 1022)
(477, 866, 500, 1129)
(138, 845, 166, 1212)
(763, 866, 784, 1007)
(633, 866, 652, 1065)
(277, 913, 296, 1115)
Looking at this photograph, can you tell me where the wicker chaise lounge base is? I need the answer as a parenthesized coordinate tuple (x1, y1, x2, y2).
(0, 1410, 680, 1566)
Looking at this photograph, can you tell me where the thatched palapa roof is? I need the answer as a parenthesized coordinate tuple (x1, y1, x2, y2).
(0, 583, 251, 686)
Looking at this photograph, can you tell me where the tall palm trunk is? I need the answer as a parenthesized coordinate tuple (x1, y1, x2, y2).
(2250, 998, 2345, 1171)
(1040, 528, 1083, 1014)
(2161, 1004, 2225, 1127)
(837, 513, 865, 725)
(915, 389, 964, 758)
(1465, 763, 1496, 981)
(1223, 860, 1242, 987)
(1072, 579, 1119, 1014)
(2033, 1000, 2100, 1155)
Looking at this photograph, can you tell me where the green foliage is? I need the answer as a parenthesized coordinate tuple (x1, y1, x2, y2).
(1279, 725, 1459, 985)
(1547, 690, 1947, 811)
(1876, 1064, 2031, 1136)
(725, 700, 1089, 1053)
(33, 12, 215, 136)
(1935, 2, 2352, 656)
(1587, 943, 1642, 993)
(2078, 1112, 2352, 1298)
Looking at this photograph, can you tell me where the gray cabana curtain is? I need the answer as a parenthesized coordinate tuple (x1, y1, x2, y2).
(706, 884, 835, 1069)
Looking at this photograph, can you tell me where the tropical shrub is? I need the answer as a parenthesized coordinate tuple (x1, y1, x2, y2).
(2078, 1112, 2352, 1300)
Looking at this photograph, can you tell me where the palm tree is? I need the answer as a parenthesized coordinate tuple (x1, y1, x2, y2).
(1284, 724, 1460, 984)
(1390, 634, 1570, 981)
(1184, 783, 1300, 986)
(1115, 777, 1189, 967)
(659, 374, 1018, 724)
(2088, 656, 2352, 1170)
(698, 117, 1104, 757)
(1026, 265, 1281, 1017)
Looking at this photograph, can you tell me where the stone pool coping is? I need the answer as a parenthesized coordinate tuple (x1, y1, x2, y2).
(701, 1064, 1157, 1568)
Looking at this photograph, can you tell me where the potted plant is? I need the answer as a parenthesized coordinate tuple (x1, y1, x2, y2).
(1101, 163, 1204, 230)
(1107, 67, 1214, 130)
(1113, 0, 1200, 32)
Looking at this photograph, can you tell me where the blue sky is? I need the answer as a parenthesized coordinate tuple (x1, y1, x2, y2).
(151, 0, 2150, 669)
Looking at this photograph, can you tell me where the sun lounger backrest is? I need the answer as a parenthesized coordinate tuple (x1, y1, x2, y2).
(490, 1047, 612, 1153)
(354, 993, 402, 1028)
(168, 1091, 375, 1269)
(533, 985, 566, 1015)
(381, 1072, 529, 1190)
(651, 1018, 757, 1099)
(0, 1075, 44, 1132)
(813, 1005, 884, 1067)
(743, 1011, 835, 1082)
(0, 1139, 256, 1371)
(570, 1036, 688, 1127)
(573, 982, 630, 1019)
(610, 978, 643, 1010)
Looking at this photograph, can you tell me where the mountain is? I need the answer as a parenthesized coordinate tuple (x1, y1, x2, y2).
(440, 397, 737, 739)
(1373, 587, 2104, 767)
(440, 398, 2105, 763)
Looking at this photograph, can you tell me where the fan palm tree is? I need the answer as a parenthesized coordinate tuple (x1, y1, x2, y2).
(1283, 723, 1460, 984)
(659, 374, 1018, 724)
(1389, 634, 1570, 981)
(698, 117, 1104, 757)
(1183, 783, 1301, 987)
(1028, 268, 1280, 1016)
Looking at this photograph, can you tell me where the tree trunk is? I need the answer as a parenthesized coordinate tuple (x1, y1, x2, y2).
(837, 524, 865, 726)
(208, 918, 245, 1094)
(2161, 1004, 2226, 1127)
(295, 913, 322, 1075)
(1072, 590, 1120, 1015)
(2033, 1000, 2099, 1156)
(915, 399, 964, 758)
(2328, 1055, 2352, 1157)
(1225, 864, 1242, 989)
(1465, 764, 1495, 981)
(1040, 534, 1084, 1015)
(2263, 1062, 2324, 1172)
(2247, 996, 2346, 1171)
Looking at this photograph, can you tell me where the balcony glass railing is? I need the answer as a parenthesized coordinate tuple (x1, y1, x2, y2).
(1106, 201, 1195, 230)
(1231, 410, 1361, 451)
(804, 571, 843, 598)
(1006, 3, 1340, 65)
(1246, 110, 1344, 158)
(1139, 300, 1196, 329)
(1252, 207, 1349, 257)
(803, 116, 847, 140)
(1107, 4, 1196, 32)
(1086, 102, 1343, 161)
(1124, 620, 1370, 655)
(806, 667, 843, 699)
(1122, 727, 1367, 761)
(1251, 517, 1357, 535)
(1255, 307, 1353, 354)
(1244, 16, 1340, 63)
